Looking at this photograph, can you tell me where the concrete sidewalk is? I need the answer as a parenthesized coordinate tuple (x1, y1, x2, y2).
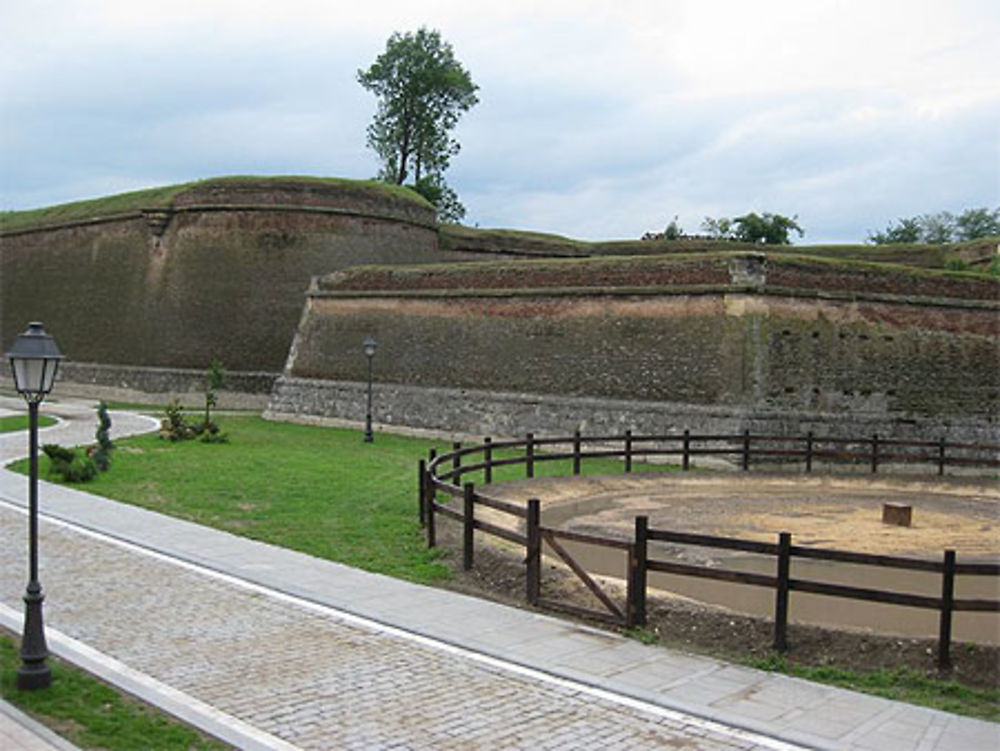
(0, 699, 80, 751)
(0, 398, 996, 749)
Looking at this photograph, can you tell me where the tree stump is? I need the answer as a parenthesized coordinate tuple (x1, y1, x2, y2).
(882, 503, 912, 527)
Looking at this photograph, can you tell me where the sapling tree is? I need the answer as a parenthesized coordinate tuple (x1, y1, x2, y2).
(200, 359, 228, 443)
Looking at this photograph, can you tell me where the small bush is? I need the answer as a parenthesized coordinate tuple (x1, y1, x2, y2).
(198, 421, 229, 444)
(988, 255, 1000, 278)
(42, 444, 98, 483)
(159, 400, 197, 441)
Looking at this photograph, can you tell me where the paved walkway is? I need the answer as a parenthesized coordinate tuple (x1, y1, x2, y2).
(0, 396, 996, 750)
(0, 698, 80, 751)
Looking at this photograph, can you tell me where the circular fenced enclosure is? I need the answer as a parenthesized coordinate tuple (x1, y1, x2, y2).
(419, 429, 1000, 666)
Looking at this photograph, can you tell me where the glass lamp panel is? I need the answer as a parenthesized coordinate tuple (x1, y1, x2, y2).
(12, 357, 45, 395)
(40, 359, 59, 393)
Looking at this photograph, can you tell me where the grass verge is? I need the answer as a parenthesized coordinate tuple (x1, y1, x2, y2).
(1, 632, 230, 750)
(748, 655, 1000, 721)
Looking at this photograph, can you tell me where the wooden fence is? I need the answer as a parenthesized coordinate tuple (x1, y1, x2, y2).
(419, 429, 999, 667)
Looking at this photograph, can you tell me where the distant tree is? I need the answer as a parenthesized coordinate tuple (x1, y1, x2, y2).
(918, 212, 955, 244)
(868, 207, 999, 244)
(700, 216, 733, 240)
(663, 216, 683, 240)
(954, 207, 1000, 241)
(731, 212, 803, 245)
(701, 213, 802, 245)
(357, 28, 478, 220)
(868, 217, 922, 244)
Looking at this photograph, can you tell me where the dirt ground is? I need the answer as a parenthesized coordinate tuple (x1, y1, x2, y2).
(434, 471, 1000, 689)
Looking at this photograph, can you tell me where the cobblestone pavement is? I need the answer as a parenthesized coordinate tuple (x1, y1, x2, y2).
(0, 505, 780, 750)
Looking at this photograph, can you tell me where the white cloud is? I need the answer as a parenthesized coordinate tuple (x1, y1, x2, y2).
(2, 0, 998, 243)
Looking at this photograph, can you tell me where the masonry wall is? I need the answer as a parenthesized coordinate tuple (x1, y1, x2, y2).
(274, 254, 1000, 442)
(0, 178, 493, 380)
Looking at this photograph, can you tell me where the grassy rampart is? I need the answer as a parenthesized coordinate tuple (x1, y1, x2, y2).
(0, 176, 432, 234)
(439, 225, 999, 272)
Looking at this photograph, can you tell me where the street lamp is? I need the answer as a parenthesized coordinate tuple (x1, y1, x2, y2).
(363, 336, 376, 443)
(6, 322, 63, 690)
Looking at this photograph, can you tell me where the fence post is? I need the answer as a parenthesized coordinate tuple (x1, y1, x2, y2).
(805, 431, 813, 473)
(452, 441, 462, 486)
(938, 549, 956, 670)
(426, 481, 437, 549)
(624, 429, 633, 474)
(742, 429, 750, 471)
(682, 429, 691, 471)
(629, 515, 648, 628)
(418, 460, 427, 527)
(484, 437, 493, 485)
(938, 436, 946, 477)
(526, 433, 535, 478)
(526, 498, 541, 605)
(463, 483, 475, 571)
(573, 431, 581, 475)
(773, 532, 791, 652)
(871, 433, 879, 474)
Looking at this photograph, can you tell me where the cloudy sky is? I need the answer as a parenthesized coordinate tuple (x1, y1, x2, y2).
(3, 0, 998, 243)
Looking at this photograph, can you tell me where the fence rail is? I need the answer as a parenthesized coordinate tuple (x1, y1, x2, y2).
(418, 430, 1000, 668)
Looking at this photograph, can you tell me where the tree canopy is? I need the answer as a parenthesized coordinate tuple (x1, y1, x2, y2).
(357, 28, 478, 221)
(868, 207, 1000, 244)
(701, 212, 804, 245)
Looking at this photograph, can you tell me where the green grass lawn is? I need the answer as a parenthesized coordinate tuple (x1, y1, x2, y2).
(12, 416, 667, 584)
(0, 414, 57, 433)
(1, 633, 230, 750)
(53, 416, 452, 583)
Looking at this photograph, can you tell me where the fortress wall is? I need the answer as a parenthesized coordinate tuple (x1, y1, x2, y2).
(1, 178, 504, 388)
(274, 254, 1000, 442)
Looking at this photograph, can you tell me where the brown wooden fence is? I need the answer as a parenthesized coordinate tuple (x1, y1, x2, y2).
(419, 429, 1000, 667)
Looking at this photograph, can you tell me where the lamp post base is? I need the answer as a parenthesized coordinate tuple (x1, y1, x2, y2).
(18, 583, 51, 690)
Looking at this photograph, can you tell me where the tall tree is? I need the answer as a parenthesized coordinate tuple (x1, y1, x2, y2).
(357, 27, 478, 217)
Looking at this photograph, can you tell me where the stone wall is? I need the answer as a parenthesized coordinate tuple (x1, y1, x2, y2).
(0, 177, 488, 377)
(266, 377, 999, 446)
(275, 253, 1000, 442)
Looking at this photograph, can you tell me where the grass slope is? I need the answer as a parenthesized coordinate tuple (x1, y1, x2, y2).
(0, 176, 430, 233)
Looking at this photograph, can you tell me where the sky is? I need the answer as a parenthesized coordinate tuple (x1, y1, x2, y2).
(2, 0, 998, 243)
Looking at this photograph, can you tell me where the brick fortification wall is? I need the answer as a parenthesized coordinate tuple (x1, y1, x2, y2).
(270, 253, 1000, 443)
(0, 177, 496, 394)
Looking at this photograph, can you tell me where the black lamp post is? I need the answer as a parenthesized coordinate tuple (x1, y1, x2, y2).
(6, 322, 63, 690)
(363, 336, 376, 443)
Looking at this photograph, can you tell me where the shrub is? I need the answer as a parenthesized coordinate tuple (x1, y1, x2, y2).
(91, 402, 114, 471)
(42, 444, 98, 483)
(159, 400, 196, 441)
